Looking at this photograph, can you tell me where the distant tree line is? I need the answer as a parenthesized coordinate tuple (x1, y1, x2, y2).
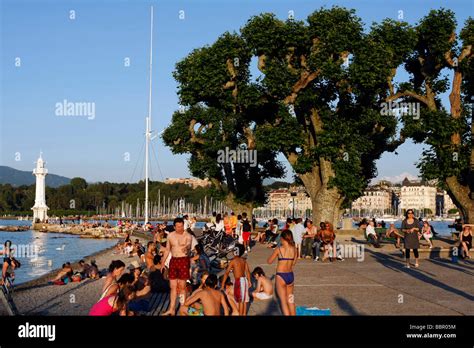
(0, 177, 223, 216)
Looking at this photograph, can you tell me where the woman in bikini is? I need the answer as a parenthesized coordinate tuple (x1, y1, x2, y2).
(267, 229, 297, 316)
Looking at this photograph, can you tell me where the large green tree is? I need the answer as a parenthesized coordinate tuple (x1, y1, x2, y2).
(162, 33, 285, 212)
(396, 10, 474, 222)
(241, 8, 417, 224)
(164, 6, 415, 224)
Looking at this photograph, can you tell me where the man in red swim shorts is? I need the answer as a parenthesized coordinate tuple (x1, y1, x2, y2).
(160, 217, 193, 316)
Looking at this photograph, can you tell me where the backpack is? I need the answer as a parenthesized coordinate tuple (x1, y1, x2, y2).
(242, 219, 251, 232)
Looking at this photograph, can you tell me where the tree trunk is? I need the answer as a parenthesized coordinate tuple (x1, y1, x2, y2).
(297, 159, 343, 227)
(446, 176, 474, 224)
(224, 193, 254, 216)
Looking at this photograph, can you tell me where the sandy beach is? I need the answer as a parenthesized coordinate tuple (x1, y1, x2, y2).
(2, 235, 151, 316)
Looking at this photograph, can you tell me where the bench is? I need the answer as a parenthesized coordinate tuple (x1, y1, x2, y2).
(145, 292, 171, 316)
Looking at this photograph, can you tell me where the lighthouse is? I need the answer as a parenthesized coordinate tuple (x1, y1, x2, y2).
(32, 152, 49, 223)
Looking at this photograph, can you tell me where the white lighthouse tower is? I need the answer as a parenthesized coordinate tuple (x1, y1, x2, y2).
(32, 152, 49, 223)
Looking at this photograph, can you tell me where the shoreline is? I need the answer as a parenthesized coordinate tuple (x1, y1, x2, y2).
(14, 230, 154, 291)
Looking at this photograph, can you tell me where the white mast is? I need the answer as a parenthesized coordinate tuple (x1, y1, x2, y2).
(144, 6, 154, 227)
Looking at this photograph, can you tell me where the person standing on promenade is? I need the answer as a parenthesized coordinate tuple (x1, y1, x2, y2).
(267, 230, 297, 316)
(230, 212, 238, 237)
(241, 213, 252, 253)
(224, 212, 232, 236)
(221, 244, 251, 316)
(401, 209, 420, 268)
(291, 218, 305, 259)
(160, 217, 193, 316)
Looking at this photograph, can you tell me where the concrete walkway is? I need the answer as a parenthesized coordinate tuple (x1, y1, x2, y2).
(246, 238, 474, 315)
(6, 233, 473, 316)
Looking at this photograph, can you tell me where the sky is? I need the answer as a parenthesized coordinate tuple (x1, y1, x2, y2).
(0, 0, 472, 184)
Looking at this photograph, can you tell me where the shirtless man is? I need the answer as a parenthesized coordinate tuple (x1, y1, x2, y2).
(221, 244, 251, 316)
(160, 217, 193, 316)
(182, 274, 229, 316)
(145, 241, 157, 271)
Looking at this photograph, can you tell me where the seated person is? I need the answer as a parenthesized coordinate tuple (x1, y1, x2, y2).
(223, 278, 239, 316)
(191, 244, 210, 286)
(78, 259, 91, 278)
(89, 285, 136, 316)
(385, 223, 403, 248)
(178, 272, 209, 316)
(459, 225, 472, 259)
(251, 267, 273, 300)
(88, 260, 99, 279)
(181, 274, 229, 316)
(2, 257, 20, 285)
(50, 262, 73, 283)
(365, 221, 381, 248)
(148, 255, 170, 293)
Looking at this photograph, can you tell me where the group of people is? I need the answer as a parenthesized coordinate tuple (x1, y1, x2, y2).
(49, 259, 100, 284)
(257, 217, 344, 262)
(207, 212, 254, 252)
(86, 213, 301, 316)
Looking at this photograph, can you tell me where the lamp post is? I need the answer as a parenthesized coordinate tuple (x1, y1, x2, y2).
(291, 192, 297, 219)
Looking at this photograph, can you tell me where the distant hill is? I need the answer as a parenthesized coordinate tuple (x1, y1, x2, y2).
(0, 166, 71, 188)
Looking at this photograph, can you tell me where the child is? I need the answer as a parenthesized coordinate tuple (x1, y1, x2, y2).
(223, 278, 239, 316)
(251, 267, 273, 300)
(221, 244, 251, 316)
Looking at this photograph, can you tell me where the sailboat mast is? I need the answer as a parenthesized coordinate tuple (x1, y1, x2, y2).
(144, 6, 154, 227)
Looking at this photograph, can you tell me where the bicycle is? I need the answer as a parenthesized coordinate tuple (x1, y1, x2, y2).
(1, 273, 19, 315)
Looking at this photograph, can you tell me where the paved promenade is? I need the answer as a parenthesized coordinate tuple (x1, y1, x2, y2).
(5, 234, 473, 316)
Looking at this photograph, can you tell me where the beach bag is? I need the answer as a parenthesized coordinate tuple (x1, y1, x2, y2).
(296, 306, 331, 316)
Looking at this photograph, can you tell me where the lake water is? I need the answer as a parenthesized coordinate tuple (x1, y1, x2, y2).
(0, 220, 116, 284)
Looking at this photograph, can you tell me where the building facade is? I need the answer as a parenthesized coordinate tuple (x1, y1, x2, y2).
(399, 178, 437, 214)
(164, 177, 211, 189)
(351, 187, 392, 214)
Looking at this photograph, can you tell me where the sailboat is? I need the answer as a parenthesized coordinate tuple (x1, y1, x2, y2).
(143, 6, 157, 230)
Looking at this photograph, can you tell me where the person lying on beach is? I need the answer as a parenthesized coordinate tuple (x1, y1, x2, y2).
(220, 244, 251, 316)
(89, 284, 136, 316)
(51, 262, 73, 283)
(99, 260, 125, 300)
(181, 274, 229, 316)
(251, 267, 273, 300)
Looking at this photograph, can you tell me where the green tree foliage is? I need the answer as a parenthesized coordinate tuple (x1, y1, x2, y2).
(396, 9, 474, 222)
(164, 6, 417, 224)
(0, 179, 220, 215)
